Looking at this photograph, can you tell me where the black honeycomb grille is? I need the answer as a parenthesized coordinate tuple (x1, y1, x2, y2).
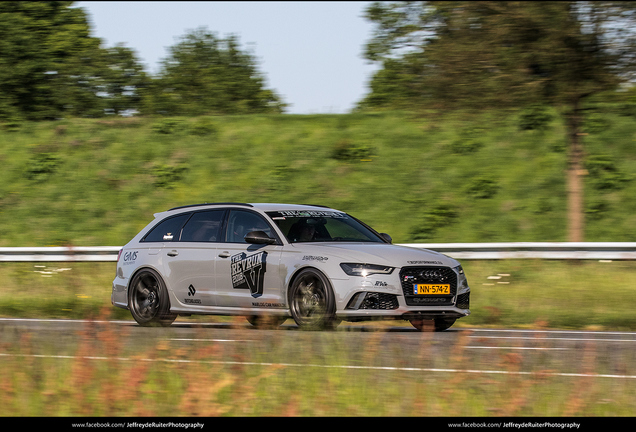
(400, 267, 457, 307)
(456, 292, 470, 309)
(359, 292, 399, 310)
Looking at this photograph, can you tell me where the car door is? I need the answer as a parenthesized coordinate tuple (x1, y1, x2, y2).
(163, 209, 225, 308)
(214, 209, 285, 308)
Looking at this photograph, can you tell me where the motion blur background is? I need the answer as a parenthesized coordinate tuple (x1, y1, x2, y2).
(2, 1, 636, 246)
(2, 1, 636, 417)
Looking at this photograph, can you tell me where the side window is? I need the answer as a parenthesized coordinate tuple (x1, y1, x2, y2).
(142, 213, 190, 242)
(180, 210, 225, 242)
(226, 210, 274, 243)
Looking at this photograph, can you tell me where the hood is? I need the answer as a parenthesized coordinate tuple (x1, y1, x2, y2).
(290, 242, 460, 268)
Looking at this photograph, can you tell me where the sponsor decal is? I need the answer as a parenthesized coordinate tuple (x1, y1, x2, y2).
(302, 255, 328, 262)
(184, 284, 201, 304)
(231, 251, 267, 297)
(122, 251, 138, 266)
(251, 302, 286, 308)
(276, 210, 345, 218)
(375, 281, 388, 287)
(407, 260, 443, 265)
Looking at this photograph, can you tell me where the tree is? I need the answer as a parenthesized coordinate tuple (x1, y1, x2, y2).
(0, 2, 150, 120)
(99, 44, 149, 115)
(0, 1, 104, 119)
(141, 28, 286, 116)
(361, 1, 636, 241)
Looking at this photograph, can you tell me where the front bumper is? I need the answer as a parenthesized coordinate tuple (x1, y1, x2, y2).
(331, 265, 470, 322)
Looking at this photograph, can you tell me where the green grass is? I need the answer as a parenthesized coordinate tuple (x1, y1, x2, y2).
(2, 109, 636, 247)
(2, 259, 636, 331)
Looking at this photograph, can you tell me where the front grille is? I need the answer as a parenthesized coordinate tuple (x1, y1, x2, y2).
(359, 292, 399, 310)
(456, 292, 470, 309)
(400, 266, 457, 307)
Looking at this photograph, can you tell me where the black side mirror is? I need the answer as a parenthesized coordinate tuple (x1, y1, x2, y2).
(244, 230, 277, 245)
(380, 233, 392, 244)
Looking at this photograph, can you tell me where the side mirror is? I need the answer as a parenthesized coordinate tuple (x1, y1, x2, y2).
(380, 233, 392, 244)
(244, 230, 277, 245)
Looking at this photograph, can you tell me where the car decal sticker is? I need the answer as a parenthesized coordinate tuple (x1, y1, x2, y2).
(231, 251, 267, 297)
(184, 284, 201, 304)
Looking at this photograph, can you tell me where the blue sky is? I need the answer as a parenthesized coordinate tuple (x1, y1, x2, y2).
(78, 1, 379, 114)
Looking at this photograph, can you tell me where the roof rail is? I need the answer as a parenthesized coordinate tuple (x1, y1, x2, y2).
(168, 202, 253, 211)
(302, 204, 332, 209)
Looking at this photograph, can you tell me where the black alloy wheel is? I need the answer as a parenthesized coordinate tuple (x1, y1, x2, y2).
(288, 268, 339, 330)
(128, 269, 177, 327)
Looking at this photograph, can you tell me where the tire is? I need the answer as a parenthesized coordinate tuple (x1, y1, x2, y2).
(246, 315, 287, 329)
(288, 268, 339, 330)
(128, 268, 177, 327)
(410, 318, 456, 332)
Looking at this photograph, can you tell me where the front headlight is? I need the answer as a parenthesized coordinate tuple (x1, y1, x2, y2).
(455, 265, 469, 291)
(340, 263, 395, 277)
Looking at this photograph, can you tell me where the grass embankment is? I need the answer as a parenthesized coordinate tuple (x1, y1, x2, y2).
(2, 109, 636, 246)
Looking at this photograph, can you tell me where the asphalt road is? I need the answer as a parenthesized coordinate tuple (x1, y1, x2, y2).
(2, 317, 636, 380)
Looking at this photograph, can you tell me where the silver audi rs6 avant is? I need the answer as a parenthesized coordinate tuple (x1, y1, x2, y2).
(112, 203, 471, 331)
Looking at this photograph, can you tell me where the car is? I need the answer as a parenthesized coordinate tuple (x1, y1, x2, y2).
(112, 203, 470, 331)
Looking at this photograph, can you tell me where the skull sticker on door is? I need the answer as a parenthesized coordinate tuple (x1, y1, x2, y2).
(230, 251, 267, 297)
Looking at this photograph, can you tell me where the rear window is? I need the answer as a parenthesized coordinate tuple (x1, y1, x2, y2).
(142, 213, 191, 242)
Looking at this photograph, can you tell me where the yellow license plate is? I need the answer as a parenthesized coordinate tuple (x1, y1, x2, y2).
(414, 284, 450, 295)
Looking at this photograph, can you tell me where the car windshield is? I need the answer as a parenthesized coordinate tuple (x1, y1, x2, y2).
(266, 210, 385, 243)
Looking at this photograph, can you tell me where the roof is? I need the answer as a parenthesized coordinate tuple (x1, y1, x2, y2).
(156, 202, 339, 218)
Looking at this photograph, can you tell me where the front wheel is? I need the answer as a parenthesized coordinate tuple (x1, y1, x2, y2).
(288, 268, 339, 330)
(410, 318, 456, 332)
(128, 269, 176, 327)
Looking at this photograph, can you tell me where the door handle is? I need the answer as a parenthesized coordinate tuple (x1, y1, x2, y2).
(218, 251, 231, 258)
(167, 250, 179, 257)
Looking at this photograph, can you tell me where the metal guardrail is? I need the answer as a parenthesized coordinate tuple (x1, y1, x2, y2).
(0, 246, 121, 262)
(0, 243, 635, 262)
(400, 243, 636, 260)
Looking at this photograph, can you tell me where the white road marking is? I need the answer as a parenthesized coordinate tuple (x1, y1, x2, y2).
(465, 328, 636, 336)
(1, 352, 635, 380)
(168, 338, 254, 343)
(468, 335, 636, 343)
(466, 346, 570, 350)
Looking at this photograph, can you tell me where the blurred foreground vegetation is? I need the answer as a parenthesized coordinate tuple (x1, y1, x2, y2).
(2, 108, 636, 247)
(2, 314, 635, 417)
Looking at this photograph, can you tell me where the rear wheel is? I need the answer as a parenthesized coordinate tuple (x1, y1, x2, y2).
(288, 268, 339, 330)
(128, 269, 176, 327)
(410, 318, 456, 332)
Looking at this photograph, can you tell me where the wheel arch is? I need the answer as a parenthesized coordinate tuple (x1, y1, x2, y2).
(127, 265, 173, 309)
(285, 265, 331, 301)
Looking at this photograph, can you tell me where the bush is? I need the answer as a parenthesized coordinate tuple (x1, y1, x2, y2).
(466, 175, 499, 199)
(410, 203, 458, 241)
(518, 105, 553, 131)
(189, 118, 219, 136)
(151, 163, 188, 188)
(152, 118, 184, 134)
(582, 113, 611, 134)
(585, 154, 630, 190)
(330, 139, 375, 161)
(26, 153, 62, 181)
